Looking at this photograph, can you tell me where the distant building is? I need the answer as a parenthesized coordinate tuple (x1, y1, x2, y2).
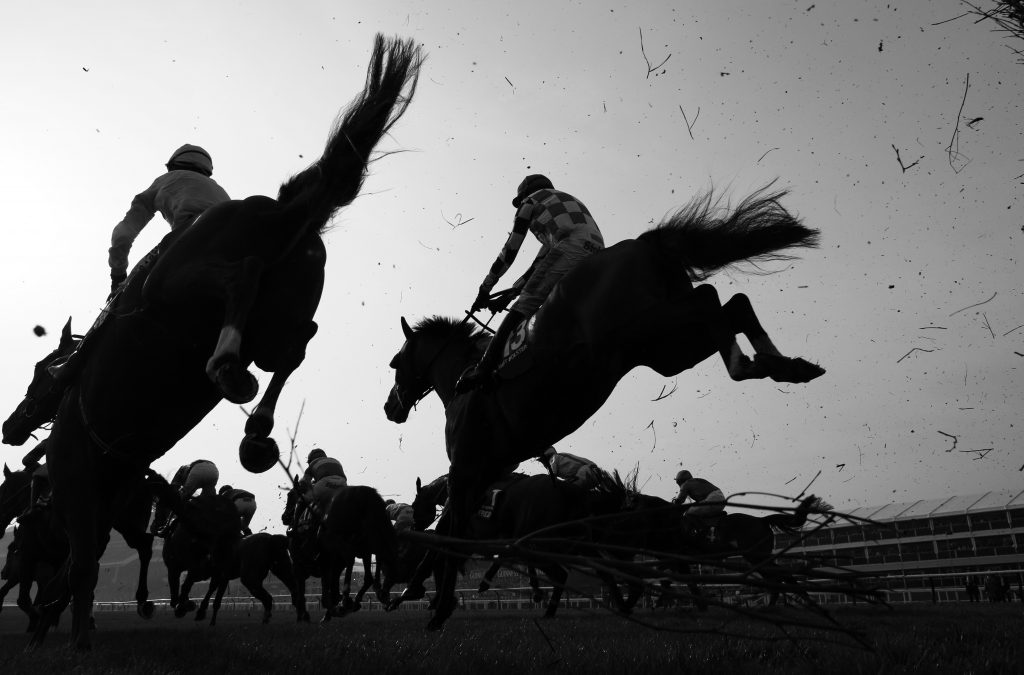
(776, 489, 1024, 602)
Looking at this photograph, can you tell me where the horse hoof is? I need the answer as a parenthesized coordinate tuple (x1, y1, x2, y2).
(213, 362, 259, 404)
(754, 354, 826, 384)
(139, 601, 155, 619)
(244, 411, 274, 437)
(426, 618, 445, 632)
(239, 434, 279, 474)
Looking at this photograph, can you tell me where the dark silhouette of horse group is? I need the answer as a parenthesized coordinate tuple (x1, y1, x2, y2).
(0, 28, 833, 646)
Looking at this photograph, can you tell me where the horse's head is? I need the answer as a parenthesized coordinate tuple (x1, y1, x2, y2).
(0, 464, 34, 537)
(411, 475, 447, 530)
(2, 318, 79, 446)
(384, 316, 483, 423)
(282, 485, 298, 526)
(384, 318, 433, 424)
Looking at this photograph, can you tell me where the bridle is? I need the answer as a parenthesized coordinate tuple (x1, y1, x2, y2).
(392, 301, 502, 412)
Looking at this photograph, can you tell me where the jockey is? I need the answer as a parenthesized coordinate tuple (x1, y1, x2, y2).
(455, 174, 605, 393)
(108, 144, 230, 297)
(48, 145, 230, 387)
(673, 470, 726, 531)
(539, 447, 609, 490)
(299, 448, 347, 518)
(151, 459, 219, 536)
(219, 485, 257, 536)
(384, 499, 416, 534)
(178, 459, 220, 500)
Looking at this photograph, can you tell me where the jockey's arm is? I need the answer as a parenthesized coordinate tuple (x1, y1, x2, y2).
(109, 181, 159, 279)
(479, 207, 533, 295)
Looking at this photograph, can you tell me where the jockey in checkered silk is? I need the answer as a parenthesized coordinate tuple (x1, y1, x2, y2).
(456, 174, 605, 393)
(672, 470, 726, 517)
(219, 485, 257, 536)
(539, 447, 607, 490)
(108, 144, 230, 297)
(299, 448, 347, 517)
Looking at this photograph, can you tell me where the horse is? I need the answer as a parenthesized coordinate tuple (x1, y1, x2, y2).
(158, 514, 214, 618)
(384, 185, 823, 628)
(281, 484, 338, 620)
(315, 485, 398, 618)
(148, 472, 305, 625)
(394, 473, 597, 619)
(1, 34, 422, 650)
(0, 463, 156, 623)
(378, 476, 444, 608)
(605, 485, 824, 610)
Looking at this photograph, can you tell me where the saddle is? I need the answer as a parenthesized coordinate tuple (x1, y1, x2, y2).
(474, 473, 528, 520)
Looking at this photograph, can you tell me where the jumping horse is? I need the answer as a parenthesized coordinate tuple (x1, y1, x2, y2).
(384, 185, 824, 629)
(2, 34, 422, 649)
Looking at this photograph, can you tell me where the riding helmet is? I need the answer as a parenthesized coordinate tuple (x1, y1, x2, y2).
(512, 174, 554, 208)
(675, 470, 692, 485)
(307, 448, 327, 463)
(218, 485, 233, 496)
(166, 144, 213, 176)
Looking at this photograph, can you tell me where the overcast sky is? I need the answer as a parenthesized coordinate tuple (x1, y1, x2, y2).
(1, 1, 1021, 533)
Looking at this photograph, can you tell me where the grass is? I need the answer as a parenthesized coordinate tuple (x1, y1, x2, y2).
(1, 602, 1022, 673)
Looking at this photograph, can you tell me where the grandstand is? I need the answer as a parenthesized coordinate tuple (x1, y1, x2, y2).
(777, 489, 1024, 602)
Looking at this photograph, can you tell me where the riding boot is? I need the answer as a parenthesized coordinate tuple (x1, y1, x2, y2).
(454, 309, 525, 394)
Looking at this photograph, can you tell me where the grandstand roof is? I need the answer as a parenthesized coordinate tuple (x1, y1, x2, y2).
(824, 489, 1024, 526)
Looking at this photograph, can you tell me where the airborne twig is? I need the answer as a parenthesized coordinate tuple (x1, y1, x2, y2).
(891, 144, 922, 172)
(945, 73, 972, 173)
(937, 430, 959, 452)
(639, 27, 671, 78)
(679, 105, 699, 139)
(949, 291, 997, 316)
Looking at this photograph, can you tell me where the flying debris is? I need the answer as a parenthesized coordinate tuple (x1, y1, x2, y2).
(33, 325, 47, 337)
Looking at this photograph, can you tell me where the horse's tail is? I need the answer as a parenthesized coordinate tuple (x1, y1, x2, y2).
(764, 494, 826, 533)
(276, 34, 423, 234)
(637, 182, 819, 281)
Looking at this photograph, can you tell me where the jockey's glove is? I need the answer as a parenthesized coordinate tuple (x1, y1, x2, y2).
(471, 287, 490, 313)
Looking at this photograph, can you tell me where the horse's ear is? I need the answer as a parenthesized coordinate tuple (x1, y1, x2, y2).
(59, 317, 74, 347)
(416, 476, 422, 492)
(3, 463, 11, 479)
(401, 317, 413, 339)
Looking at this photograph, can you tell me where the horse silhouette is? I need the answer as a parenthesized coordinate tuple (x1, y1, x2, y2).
(148, 472, 304, 625)
(0, 463, 155, 626)
(385, 185, 822, 629)
(393, 473, 595, 619)
(2, 34, 422, 650)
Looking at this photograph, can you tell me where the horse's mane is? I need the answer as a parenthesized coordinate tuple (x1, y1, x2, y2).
(412, 316, 483, 344)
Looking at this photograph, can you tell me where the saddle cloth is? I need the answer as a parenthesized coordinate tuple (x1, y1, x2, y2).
(495, 314, 537, 380)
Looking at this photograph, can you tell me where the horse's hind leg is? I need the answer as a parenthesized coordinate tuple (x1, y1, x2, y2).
(541, 565, 567, 619)
(478, 558, 502, 593)
(240, 575, 275, 624)
(720, 292, 824, 383)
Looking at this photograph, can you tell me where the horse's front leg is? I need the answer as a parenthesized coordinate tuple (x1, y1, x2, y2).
(144, 257, 265, 404)
(239, 321, 318, 474)
(120, 528, 154, 619)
